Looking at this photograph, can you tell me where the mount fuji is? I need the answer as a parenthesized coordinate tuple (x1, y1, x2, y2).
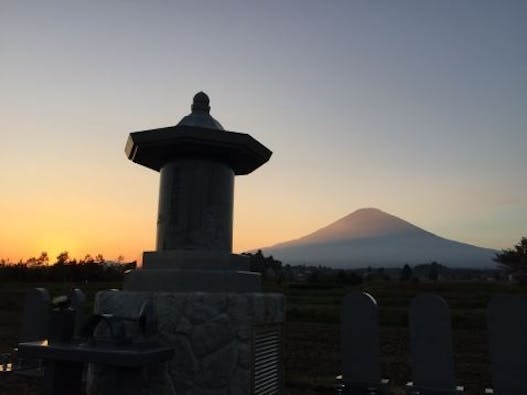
(258, 208, 497, 268)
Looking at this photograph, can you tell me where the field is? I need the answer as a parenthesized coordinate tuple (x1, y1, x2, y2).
(1, 279, 525, 394)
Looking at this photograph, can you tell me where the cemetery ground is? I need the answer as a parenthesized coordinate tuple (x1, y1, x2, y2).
(1, 279, 526, 395)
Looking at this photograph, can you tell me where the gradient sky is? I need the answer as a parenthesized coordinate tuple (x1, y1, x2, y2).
(1, 0, 526, 263)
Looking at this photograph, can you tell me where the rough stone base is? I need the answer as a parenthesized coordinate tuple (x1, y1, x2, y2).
(90, 291, 285, 395)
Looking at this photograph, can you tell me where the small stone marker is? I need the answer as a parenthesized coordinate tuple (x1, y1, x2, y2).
(487, 294, 527, 395)
(341, 292, 381, 387)
(19, 288, 50, 342)
(409, 293, 457, 392)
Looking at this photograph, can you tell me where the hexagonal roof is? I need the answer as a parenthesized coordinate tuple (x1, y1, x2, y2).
(125, 93, 272, 175)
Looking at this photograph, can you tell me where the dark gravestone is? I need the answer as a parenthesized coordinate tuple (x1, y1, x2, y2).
(341, 292, 382, 390)
(408, 293, 460, 393)
(69, 288, 86, 337)
(19, 288, 50, 342)
(7, 288, 51, 376)
(487, 294, 527, 395)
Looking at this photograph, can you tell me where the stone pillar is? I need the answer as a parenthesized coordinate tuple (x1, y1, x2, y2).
(157, 159, 234, 252)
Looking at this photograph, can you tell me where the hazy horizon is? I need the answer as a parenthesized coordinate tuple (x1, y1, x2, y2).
(2, 1, 526, 262)
(0, 206, 508, 264)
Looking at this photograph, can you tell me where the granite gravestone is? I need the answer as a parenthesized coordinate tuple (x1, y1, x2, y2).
(20, 288, 50, 343)
(341, 292, 382, 389)
(408, 294, 460, 394)
(487, 294, 527, 395)
(1, 288, 50, 375)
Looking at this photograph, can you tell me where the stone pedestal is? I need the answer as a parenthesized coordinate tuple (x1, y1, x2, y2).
(123, 270, 261, 293)
(91, 290, 285, 395)
(142, 250, 249, 271)
(124, 250, 260, 293)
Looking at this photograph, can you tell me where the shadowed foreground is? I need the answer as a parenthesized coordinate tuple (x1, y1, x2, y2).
(1, 280, 524, 395)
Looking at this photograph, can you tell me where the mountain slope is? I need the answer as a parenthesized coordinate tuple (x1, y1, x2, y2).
(259, 208, 497, 268)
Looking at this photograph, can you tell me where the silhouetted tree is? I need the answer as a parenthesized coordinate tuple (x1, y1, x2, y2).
(242, 250, 282, 280)
(400, 264, 413, 282)
(428, 261, 439, 281)
(26, 256, 38, 266)
(494, 237, 527, 273)
(37, 251, 49, 265)
(82, 254, 95, 264)
(55, 251, 69, 265)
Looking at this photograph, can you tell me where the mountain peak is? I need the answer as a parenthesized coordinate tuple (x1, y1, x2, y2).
(351, 207, 384, 214)
(259, 207, 497, 268)
(279, 207, 427, 247)
(344, 207, 399, 222)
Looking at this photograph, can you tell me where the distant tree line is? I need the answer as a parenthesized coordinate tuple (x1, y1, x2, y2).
(0, 251, 136, 282)
(243, 250, 282, 275)
(243, 250, 363, 286)
(306, 266, 362, 286)
(242, 250, 286, 283)
(399, 261, 467, 282)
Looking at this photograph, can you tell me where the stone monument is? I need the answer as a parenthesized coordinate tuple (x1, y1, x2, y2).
(123, 91, 271, 292)
(92, 93, 285, 395)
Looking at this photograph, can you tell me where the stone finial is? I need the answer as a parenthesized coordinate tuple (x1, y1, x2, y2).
(191, 91, 210, 113)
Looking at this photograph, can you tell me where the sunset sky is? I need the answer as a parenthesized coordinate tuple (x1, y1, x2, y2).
(1, 1, 526, 263)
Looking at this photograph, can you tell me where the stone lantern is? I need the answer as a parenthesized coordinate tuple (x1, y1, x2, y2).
(122, 91, 271, 292)
(92, 93, 285, 395)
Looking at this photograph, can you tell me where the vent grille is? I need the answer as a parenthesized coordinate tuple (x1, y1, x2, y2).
(253, 324, 282, 395)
